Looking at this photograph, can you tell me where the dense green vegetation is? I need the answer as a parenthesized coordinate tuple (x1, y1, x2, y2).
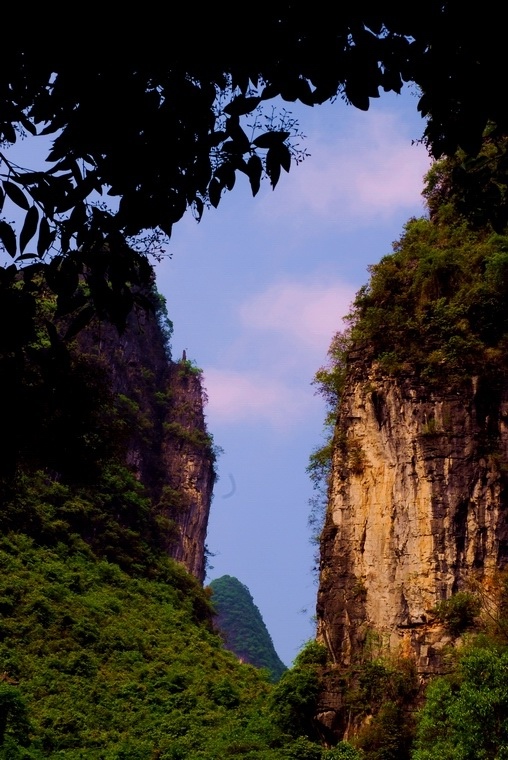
(312, 201, 508, 411)
(209, 575, 286, 681)
(0, 530, 361, 758)
(0, 534, 228, 758)
(348, 212, 508, 384)
(412, 626, 508, 759)
(410, 575, 508, 759)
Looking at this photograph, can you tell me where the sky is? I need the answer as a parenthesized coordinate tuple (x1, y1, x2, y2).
(2, 86, 431, 666)
(155, 88, 432, 665)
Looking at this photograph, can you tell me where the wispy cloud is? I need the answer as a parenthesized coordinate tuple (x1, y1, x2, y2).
(259, 111, 431, 225)
(204, 277, 355, 430)
(203, 368, 313, 430)
(240, 279, 354, 351)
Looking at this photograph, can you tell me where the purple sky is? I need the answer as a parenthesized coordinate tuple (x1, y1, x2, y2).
(156, 90, 431, 664)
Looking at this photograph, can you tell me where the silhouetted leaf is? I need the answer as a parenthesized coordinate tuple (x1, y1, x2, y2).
(246, 155, 262, 196)
(295, 78, 315, 107)
(68, 202, 87, 231)
(3, 181, 30, 211)
(260, 84, 280, 101)
(266, 148, 281, 188)
(215, 163, 236, 191)
(345, 84, 370, 111)
(193, 198, 204, 222)
(0, 221, 17, 257)
(159, 218, 173, 237)
(382, 68, 403, 94)
(280, 78, 315, 105)
(224, 96, 261, 117)
(277, 144, 291, 173)
(20, 206, 39, 253)
(37, 217, 54, 258)
(208, 178, 222, 208)
(252, 131, 290, 149)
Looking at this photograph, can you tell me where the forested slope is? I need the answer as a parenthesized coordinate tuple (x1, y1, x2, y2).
(209, 575, 286, 681)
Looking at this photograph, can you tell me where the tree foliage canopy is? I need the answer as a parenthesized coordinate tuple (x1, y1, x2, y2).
(1, 6, 507, 268)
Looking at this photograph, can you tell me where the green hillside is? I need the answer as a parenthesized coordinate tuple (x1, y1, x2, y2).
(209, 576, 287, 681)
(0, 534, 269, 758)
(0, 535, 267, 758)
(0, 526, 359, 759)
(0, 271, 356, 759)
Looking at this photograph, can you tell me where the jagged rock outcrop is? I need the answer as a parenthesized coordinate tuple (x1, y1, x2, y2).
(78, 304, 215, 582)
(162, 363, 216, 581)
(317, 362, 508, 676)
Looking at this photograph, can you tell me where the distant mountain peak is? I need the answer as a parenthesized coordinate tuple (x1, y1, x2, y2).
(209, 575, 286, 681)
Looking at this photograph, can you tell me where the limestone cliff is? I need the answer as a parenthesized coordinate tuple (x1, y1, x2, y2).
(312, 196, 508, 744)
(76, 302, 215, 582)
(317, 187, 508, 676)
(161, 363, 216, 581)
(317, 363, 508, 676)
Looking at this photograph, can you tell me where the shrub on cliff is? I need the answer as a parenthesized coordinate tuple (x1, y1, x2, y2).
(413, 642, 508, 760)
(348, 208, 508, 383)
(434, 592, 481, 637)
(269, 642, 328, 741)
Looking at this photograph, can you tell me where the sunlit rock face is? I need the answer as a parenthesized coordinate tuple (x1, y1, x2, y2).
(317, 362, 508, 674)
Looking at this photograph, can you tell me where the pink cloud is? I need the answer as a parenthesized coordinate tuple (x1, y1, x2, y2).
(203, 368, 314, 430)
(240, 279, 355, 354)
(201, 278, 355, 429)
(259, 111, 431, 224)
